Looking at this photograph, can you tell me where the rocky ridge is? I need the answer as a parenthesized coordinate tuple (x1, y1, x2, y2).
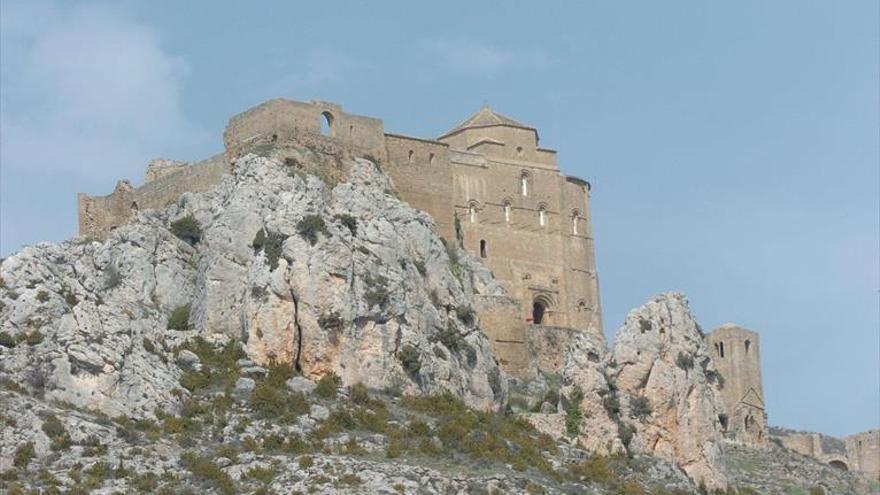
(0, 148, 873, 494)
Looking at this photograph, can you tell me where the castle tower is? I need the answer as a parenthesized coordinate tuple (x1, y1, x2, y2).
(705, 324, 767, 444)
(435, 106, 603, 338)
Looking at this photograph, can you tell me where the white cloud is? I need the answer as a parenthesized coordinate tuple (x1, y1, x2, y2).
(0, 0, 205, 179)
(421, 38, 549, 75)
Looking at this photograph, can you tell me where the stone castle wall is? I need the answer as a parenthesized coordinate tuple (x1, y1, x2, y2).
(705, 324, 767, 444)
(77, 154, 229, 239)
(77, 98, 603, 375)
(845, 430, 880, 480)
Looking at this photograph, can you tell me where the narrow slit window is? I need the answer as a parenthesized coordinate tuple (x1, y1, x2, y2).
(480, 240, 487, 258)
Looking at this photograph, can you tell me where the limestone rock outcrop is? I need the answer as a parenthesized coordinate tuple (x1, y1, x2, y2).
(0, 150, 506, 418)
(609, 292, 727, 489)
(559, 331, 625, 455)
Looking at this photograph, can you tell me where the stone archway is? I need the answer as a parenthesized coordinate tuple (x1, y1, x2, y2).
(828, 459, 848, 471)
(532, 294, 553, 325)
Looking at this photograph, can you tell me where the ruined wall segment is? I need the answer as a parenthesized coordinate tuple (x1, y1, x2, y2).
(224, 98, 387, 163)
(845, 430, 880, 480)
(705, 324, 767, 444)
(78, 154, 229, 239)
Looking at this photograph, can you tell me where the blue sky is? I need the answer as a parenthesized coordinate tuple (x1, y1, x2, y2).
(1, 1, 877, 436)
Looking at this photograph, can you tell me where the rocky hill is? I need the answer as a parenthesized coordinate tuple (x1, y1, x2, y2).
(0, 148, 873, 494)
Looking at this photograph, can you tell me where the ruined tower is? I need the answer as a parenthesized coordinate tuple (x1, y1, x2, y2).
(705, 324, 767, 444)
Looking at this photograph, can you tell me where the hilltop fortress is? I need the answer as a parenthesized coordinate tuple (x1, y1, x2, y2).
(79, 99, 603, 374)
(76, 99, 877, 480)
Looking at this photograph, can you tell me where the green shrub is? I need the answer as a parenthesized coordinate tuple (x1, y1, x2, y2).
(0, 332, 15, 348)
(171, 215, 203, 245)
(167, 304, 192, 331)
(251, 382, 309, 421)
(175, 337, 244, 390)
(298, 455, 314, 469)
(413, 259, 427, 276)
(63, 289, 78, 307)
(565, 386, 585, 438)
(455, 307, 475, 325)
(142, 338, 157, 355)
(104, 265, 122, 289)
(180, 370, 211, 392)
(243, 466, 276, 484)
(675, 352, 694, 370)
(364, 273, 389, 308)
(129, 472, 159, 492)
(706, 369, 725, 388)
(619, 422, 635, 449)
(13, 442, 34, 468)
(602, 393, 621, 417)
(334, 214, 358, 235)
(630, 395, 652, 420)
(443, 241, 464, 280)
(401, 392, 557, 475)
(252, 229, 288, 270)
(808, 488, 825, 495)
(25, 331, 44, 346)
(398, 345, 421, 376)
(349, 383, 370, 404)
(41, 414, 66, 439)
(181, 453, 235, 495)
(569, 455, 615, 483)
(296, 215, 328, 246)
(315, 372, 341, 399)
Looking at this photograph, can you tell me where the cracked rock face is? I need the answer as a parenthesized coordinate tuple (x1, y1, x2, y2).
(609, 292, 727, 490)
(0, 151, 506, 418)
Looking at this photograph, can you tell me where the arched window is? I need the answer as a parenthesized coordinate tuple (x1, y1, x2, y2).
(532, 295, 551, 324)
(468, 202, 477, 223)
(319, 111, 334, 137)
(130, 201, 139, 212)
(719, 342, 725, 358)
(407, 150, 414, 164)
(571, 210, 580, 235)
(480, 240, 487, 258)
(744, 339, 751, 354)
(538, 206, 547, 227)
(429, 153, 435, 165)
(521, 171, 530, 196)
(516, 146, 524, 157)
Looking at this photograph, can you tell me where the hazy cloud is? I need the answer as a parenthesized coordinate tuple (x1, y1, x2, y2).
(0, 0, 205, 178)
(0, 0, 205, 253)
(421, 38, 549, 74)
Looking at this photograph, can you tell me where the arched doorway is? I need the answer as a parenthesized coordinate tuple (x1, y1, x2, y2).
(532, 295, 552, 324)
(828, 460, 848, 471)
(319, 111, 334, 137)
(532, 301, 545, 324)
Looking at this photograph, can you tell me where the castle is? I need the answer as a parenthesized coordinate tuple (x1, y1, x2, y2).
(77, 99, 877, 479)
(79, 98, 603, 374)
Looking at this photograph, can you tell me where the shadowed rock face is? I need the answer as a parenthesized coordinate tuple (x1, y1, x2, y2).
(0, 150, 507, 419)
(610, 292, 727, 490)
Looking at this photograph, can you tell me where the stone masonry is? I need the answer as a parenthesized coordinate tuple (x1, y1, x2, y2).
(705, 324, 768, 445)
